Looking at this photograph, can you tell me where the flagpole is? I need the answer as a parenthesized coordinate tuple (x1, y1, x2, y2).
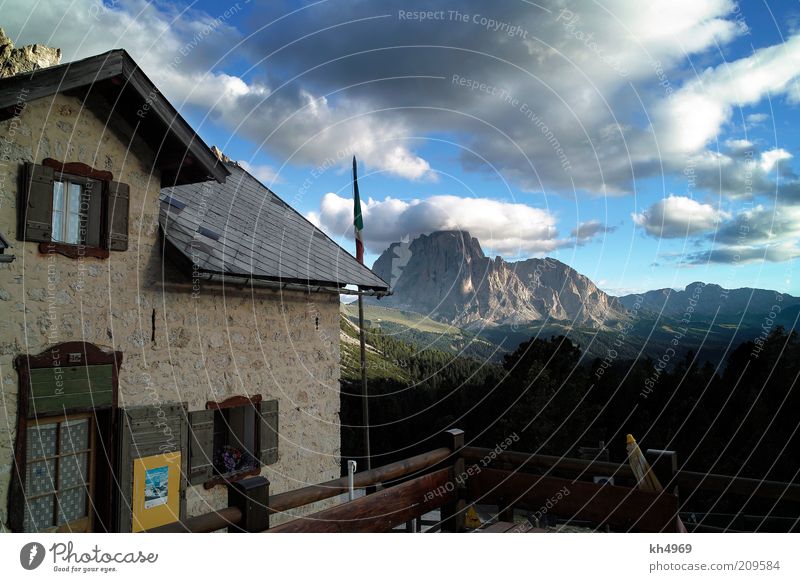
(353, 157, 371, 471)
(358, 289, 371, 470)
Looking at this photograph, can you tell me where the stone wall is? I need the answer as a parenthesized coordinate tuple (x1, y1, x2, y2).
(0, 93, 342, 531)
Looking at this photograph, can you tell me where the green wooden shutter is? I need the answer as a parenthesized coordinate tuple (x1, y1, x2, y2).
(19, 162, 54, 242)
(259, 400, 278, 466)
(106, 181, 129, 251)
(116, 403, 187, 532)
(84, 180, 103, 248)
(28, 364, 113, 415)
(187, 409, 215, 485)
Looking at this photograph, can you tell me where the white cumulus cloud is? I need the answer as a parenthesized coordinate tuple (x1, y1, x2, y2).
(308, 193, 565, 255)
(632, 195, 730, 238)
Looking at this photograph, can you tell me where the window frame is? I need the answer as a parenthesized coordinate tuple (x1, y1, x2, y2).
(51, 173, 97, 246)
(203, 395, 263, 489)
(9, 342, 122, 533)
(18, 159, 130, 258)
(23, 413, 97, 533)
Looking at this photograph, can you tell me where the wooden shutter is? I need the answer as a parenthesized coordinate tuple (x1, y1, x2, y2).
(187, 409, 215, 485)
(259, 399, 278, 465)
(84, 180, 103, 248)
(106, 181, 129, 251)
(19, 162, 54, 242)
(116, 403, 187, 532)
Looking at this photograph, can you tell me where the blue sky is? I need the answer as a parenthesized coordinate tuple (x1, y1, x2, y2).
(4, 0, 800, 294)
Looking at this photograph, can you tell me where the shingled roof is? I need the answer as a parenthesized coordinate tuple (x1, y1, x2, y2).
(159, 162, 390, 293)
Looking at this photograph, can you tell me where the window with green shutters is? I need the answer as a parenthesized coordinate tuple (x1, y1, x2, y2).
(10, 342, 122, 533)
(18, 160, 129, 254)
(187, 397, 279, 488)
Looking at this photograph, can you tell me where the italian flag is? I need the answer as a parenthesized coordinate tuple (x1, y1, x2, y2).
(353, 156, 364, 264)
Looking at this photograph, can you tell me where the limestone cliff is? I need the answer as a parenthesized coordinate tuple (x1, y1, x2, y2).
(0, 28, 61, 78)
(370, 230, 625, 327)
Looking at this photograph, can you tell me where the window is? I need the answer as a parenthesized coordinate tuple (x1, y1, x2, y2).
(10, 342, 121, 533)
(212, 406, 259, 477)
(51, 177, 96, 245)
(23, 414, 95, 532)
(19, 159, 130, 257)
(187, 397, 278, 488)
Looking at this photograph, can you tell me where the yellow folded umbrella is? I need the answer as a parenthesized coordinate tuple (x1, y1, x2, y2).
(626, 434, 687, 532)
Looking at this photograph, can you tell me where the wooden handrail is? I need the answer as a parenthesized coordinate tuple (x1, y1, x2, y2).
(267, 467, 456, 533)
(146, 446, 452, 532)
(675, 471, 800, 503)
(463, 446, 800, 503)
(147, 506, 242, 533)
(462, 446, 635, 480)
(269, 446, 452, 514)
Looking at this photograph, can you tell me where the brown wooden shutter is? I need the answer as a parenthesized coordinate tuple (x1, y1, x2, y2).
(19, 162, 54, 242)
(84, 180, 103, 248)
(106, 181, 129, 251)
(259, 399, 278, 465)
(187, 409, 215, 485)
(116, 403, 187, 532)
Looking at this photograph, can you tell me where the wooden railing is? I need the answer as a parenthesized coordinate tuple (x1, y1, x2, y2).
(147, 433, 457, 533)
(146, 429, 800, 533)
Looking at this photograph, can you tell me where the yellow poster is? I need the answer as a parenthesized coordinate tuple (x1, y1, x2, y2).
(132, 452, 181, 532)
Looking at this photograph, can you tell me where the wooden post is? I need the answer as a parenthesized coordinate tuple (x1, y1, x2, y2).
(646, 449, 679, 498)
(228, 476, 270, 532)
(440, 429, 465, 533)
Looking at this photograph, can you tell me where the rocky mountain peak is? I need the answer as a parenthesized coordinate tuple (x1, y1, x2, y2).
(0, 28, 61, 78)
(370, 230, 625, 328)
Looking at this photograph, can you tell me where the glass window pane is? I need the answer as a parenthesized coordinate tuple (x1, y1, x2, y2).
(60, 419, 89, 453)
(59, 453, 88, 490)
(68, 183, 82, 213)
(53, 181, 64, 210)
(25, 459, 56, 496)
(52, 209, 64, 242)
(23, 494, 54, 532)
(66, 212, 80, 244)
(27, 423, 57, 460)
(57, 487, 87, 526)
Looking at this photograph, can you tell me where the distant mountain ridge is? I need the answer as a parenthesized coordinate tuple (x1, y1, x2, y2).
(370, 230, 800, 329)
(618, 282, 800, 323)
(370, 230, 625, 327)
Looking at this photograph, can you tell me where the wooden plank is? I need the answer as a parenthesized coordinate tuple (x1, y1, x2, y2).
(145, 507, 242, 533)
(267, 468, 456, 533)
(268, 447, 452, 514)
(479, 521, 519, 533)
(28, 365, 114, 414)
(676, 471, 800, 504)
(29, 365, 113, 395)
(463, 446, 635, 481)
(467, 468, 678, 533)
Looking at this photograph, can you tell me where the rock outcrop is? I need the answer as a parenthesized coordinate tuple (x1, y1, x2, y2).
(370, 230, 625, 327)
(0, 28, 61, 78)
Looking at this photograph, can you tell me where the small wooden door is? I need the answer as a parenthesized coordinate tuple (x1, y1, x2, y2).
(23, 413, 96, 532)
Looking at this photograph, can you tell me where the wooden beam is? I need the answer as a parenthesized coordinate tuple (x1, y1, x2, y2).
(146, 507, 242, 533)
(440, 429, 465, 533)
(467, 468, 678, 532)
(268, 447, 452, 514)
(463, 446, 636, 481)
(675, 471, 800, 503)
(267, 467, 456, 533)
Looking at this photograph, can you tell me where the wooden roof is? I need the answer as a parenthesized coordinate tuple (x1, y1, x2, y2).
(0, 49, 228, 185)
(160, 162, 390, 292)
